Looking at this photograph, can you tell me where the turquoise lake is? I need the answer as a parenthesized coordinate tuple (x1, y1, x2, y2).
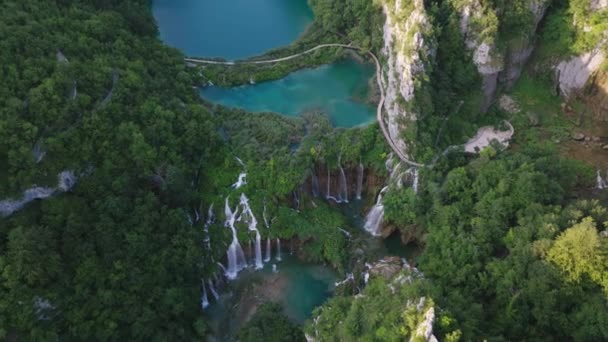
(207, 256, 336, 338)
(200, 60, 377, 127)
(152, 0, 313, 59)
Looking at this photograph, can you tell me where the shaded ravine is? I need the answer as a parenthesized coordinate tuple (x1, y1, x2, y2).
(185, 43, 424, 167)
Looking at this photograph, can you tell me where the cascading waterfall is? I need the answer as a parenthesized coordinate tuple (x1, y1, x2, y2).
(239, 194, 263, 269)
(294, 189, 301, 210)
(412, 168, 419, 193)
(264, 238, 272, 262)
(312, 172, 320, 197)
(203, 204, 214, 250)
(232, 173, 247, 189)
(597, 170, 607, 190)
(194, 207, 200, 223)
(208, 279, 219, 300)
(338, 164, 349, 203)
(224, 197, 247, 279)
(201, 280, 209, 309)
(363, 186, 389, 236)
(276, 238, 282, 261)
(326, 166, 331, 200)
(404, 167, 420, 193)
(356, 162, 364, 200)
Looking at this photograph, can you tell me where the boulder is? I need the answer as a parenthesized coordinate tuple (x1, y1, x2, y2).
(368, 256, 403, 279)
(572, 132, 585, 141)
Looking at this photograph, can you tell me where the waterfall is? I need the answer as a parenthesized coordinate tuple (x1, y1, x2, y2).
(263, 200, 270, 228)
(235, 157, 246, 167)
(272, 264, 278, 273)
(203, 204, 214, 250)
(326, 167, 331, 199)
(364, 186, 389, 236)
(312, 172, 320, 197)
(232, 173, 247, 189)
(293, 189, 300, 210)
(597, 170, 607, 190)
(404, 167, 420, 193)
(356, 162, 364, 200)
(276, 239, 282, 261)
(201, 280, 209, 309)
(335, 273, 354, 286)
(412, 168, 419, 193)
(338, 228, 352, 238)
(194, 207, 200, 223)
(264, 238, 272, 262)
(338, 165, 349, 203)
(208, 280, 219, 300)
(239, 194, 263, 269)
(217, 262, 227, 274)
(224, 197, 247, 279)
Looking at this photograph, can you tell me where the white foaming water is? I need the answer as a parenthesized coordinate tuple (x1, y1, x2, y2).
(276, 238, 282, 261)
(224, 197, 247, 279)
(201, 280, 209, 309)
(208, 279, 219, 300)
(363, 186, 389, 236)
(597, 170, 607, 190)
(356, 162, 364, 200)
(203, 204, 214, 250)
(338, 165, 349, 203)
(239, 193, 263, 269)
(264, 238, 272, 262)
(232, 173, 247, 189)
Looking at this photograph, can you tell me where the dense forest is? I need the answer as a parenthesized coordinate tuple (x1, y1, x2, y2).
(1, 0, 608, 340)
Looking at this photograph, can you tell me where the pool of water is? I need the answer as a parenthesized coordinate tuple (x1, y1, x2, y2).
(207, 255, 336, 338)
(200, 60, 376, 127)
(152, 0, 313, 59)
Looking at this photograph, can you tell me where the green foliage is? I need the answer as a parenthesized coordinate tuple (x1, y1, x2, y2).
(547, 217, 607, 289)
(305, 270, 461, 341)
(238, 303, 305, 342)
(414, 146, 602, 340)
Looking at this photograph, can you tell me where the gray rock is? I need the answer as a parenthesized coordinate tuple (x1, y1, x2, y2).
(572, 132, 585, 141)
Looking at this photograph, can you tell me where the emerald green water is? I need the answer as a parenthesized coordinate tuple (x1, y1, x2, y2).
(200, 60, 376, 127)
(207, 256, 336, 338)
(152, 0, 313, 59)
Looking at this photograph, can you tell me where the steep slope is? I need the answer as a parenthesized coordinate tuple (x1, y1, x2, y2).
(377, 0, 435, 158)
(455, 0, 551, 109)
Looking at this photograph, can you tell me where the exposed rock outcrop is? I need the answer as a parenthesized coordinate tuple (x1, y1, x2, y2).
(379, 0, 434, 156)
(590, 0, 608, 11)
(457, 0, 550, 109)
(556, 46, 606, 99)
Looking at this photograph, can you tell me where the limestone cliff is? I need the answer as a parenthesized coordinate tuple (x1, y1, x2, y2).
(456, 0, 550, 109)
(377, 0, 434, 156)
(555, 0, 607, 117)
(556, 46, 605, 98)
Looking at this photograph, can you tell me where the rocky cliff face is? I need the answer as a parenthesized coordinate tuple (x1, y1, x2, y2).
(379, 0, 434, 156)
(457, 0, 550, 109)
(555, 1, 607, 117)
(556, 46, 606, 98)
